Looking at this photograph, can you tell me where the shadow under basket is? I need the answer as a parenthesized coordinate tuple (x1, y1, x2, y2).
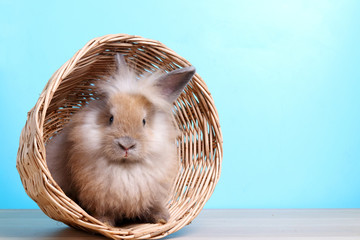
(16, 34, 223, 239)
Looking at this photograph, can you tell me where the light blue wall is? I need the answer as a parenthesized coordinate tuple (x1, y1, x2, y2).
(1, 0, 360, 209)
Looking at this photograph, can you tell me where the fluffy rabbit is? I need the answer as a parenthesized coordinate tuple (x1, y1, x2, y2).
(46, 54, 195, 226)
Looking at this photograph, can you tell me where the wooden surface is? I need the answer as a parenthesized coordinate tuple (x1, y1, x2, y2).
(0, 209, 360, 239)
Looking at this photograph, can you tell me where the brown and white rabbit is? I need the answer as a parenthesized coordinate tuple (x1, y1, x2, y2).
(46, 54, 196, 226)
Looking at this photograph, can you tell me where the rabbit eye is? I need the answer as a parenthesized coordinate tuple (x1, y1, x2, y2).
(142, 118, 146, 126)
(109, 115, 114, 125)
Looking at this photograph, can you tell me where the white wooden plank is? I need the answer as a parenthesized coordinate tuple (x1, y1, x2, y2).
(0, 209, 359, 239)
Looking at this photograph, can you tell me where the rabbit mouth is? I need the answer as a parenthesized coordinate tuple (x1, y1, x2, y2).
(112, 151, 142, 164)
(123, 150, 130, 158)
(108, 154, 141, 164)
(105, 143, 143, 164)
(119, 148, 136, 158)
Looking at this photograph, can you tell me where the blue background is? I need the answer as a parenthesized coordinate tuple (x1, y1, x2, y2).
(1, 0, 360, 209)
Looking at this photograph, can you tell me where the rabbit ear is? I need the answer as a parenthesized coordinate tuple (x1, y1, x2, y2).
(115, 53, 126, 65)
(155, 66, 196, 103)
(111, 53, 135, 81)
(115, 54, 128, 73)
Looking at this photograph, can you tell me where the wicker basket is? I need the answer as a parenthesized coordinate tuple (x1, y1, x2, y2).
(16, 34, 223, 239)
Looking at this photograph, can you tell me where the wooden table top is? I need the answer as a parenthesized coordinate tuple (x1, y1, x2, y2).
(0, 209, 360, 239)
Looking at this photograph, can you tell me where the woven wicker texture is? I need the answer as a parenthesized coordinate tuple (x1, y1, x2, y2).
(16, 34, 223, 239)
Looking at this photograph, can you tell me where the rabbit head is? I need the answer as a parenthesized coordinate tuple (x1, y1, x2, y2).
(92, 54, 196, 164)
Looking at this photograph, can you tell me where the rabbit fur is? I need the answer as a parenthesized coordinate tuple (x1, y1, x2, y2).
(46, 54, 195, 226)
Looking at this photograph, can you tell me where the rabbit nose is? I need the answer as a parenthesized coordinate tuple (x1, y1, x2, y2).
(117, 136, 136, 150)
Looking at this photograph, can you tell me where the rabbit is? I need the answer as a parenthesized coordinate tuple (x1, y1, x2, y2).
(46, 54, 196, 227)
